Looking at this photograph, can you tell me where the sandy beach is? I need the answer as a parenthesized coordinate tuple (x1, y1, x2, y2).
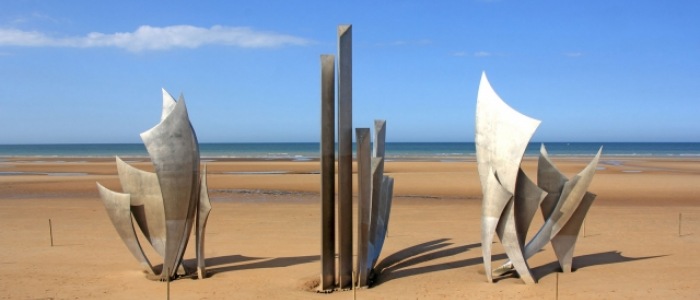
(1, 156, 699, 299)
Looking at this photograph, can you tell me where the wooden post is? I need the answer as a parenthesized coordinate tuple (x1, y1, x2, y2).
(678, 212, 682, 237)
(166, 268, 171, 300)
(49, 219, 54, 247)
(555, 272, 559, 300)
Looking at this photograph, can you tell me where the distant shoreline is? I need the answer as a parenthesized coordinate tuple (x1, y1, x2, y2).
(0, 142, 699, 160)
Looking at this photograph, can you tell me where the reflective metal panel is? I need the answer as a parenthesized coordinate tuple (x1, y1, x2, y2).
(115, 156, 166, 257)
(97, 183, 154, 274)
(196, 165, 212, 279)
(140, 96, 200, 279)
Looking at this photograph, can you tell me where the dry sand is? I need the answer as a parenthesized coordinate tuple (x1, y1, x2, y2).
(1, 157, 699, 299)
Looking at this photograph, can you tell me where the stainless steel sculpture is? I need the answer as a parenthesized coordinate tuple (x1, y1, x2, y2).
(319, 25, 395, 291)
(337, 24, 354, 290)
(356, 120, 394, 288)
(475, 72, 602, 283)
(97, 89, 211, 281)
(319, 54, 336, 291)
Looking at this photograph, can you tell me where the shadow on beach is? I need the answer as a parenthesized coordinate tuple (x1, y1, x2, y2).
(531, 251, 667, 281)
(179, 254, 319, 278)
(372, 239, 487, 286)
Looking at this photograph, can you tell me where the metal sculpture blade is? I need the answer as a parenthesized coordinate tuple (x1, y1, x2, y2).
(355, 120, 394, 288)
(475, 72, 602, 283)
(196, 165, 212, 279)
(514, 169, 547, 246)
(481, 168, 513, 282)
(161, 89, 177, 121)
(522, 147, 602, 260)
(495, 195, 535, 284)
(336, 24, 353, 290)
(475, 72, 541, 194)
(551, 192, 596, 272)
(115, 156, 167, 257)
(475, 72, 541, 282)
(97, 89, 211, 282)
(96, 183, 154, 274)
(370, 174, 393, 269)
(140, 95, 200, 279)
(356, 128, 372, 287)
(537, 144, 568, 219)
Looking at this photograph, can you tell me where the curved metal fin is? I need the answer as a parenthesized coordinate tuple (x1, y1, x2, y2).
(475, 72, 541, 194)
(551, 192, 596, 272)
(537, 144, 568, 220)
(96, 183, 155, 275)
(481, 169, 513, 283)
(550, 147, 602, 237)
(161, 88, 177, 122)
(140, 96, 200, 279)
(523, 147, 602, 260)
(196, 164, 212, 279)
(514, 169, 547, 246)
(115, 156, 167, 257)
(370, 175, 394, 269)
(495, 198, 536, 284)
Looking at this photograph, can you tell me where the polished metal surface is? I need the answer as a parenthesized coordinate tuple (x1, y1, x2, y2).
(356, 128, 372, 287)
(480, 168, 512, 283)
(370, 174, 393, 270)
(537, 144, 568, 219)
(196, 165, 212, 279)
(319, 54, 336, 291)
(97, 183, 154, 274)
(141, 94, 200, 280)
(115, 157, 167, 256)
(475, 72, 601, 283)
(161, 88, 177, 121)
(318, 25, 393, 290)
(337, 24, 353, 289)
(368, 120, 386, 258)
(495, 196, 535, 284)
(475, 72, 541, 194)
(513, 170, 547, 247)
(367, 158, 385, 263)
(475, 72, 540, 283)
(522, 148, 602, 260)
(551, 192, 596, 272)
(97, 89, 211, 281)
(356, 120, 394, 287)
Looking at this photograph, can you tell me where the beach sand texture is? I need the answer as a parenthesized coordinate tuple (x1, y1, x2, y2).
(1, 157, 699, 299)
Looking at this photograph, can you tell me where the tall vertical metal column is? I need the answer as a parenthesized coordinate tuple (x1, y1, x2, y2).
(355, 128, 371, 287)
(320, 54, 336, 291)
(337, 24, 353, 290)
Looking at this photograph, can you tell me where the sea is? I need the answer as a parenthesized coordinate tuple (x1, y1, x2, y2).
(0, 142, 699, 161)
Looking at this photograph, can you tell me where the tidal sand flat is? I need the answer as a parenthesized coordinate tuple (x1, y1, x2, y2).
(0, 157, 699, 299)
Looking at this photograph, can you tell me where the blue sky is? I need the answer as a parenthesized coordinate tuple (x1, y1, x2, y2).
(1, 0, 698, 144)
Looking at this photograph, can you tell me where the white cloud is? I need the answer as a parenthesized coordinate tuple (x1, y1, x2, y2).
(474, 51, 492, 57)
(0, 25, 311, 52)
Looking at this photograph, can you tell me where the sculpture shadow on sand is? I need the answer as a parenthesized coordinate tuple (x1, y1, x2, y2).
(372, 239, 487, 286)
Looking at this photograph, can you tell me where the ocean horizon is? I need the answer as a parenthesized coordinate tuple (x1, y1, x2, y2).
(0, 142, 699, 161)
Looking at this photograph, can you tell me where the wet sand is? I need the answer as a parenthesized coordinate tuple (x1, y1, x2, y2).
(0, 157, 699, 299)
